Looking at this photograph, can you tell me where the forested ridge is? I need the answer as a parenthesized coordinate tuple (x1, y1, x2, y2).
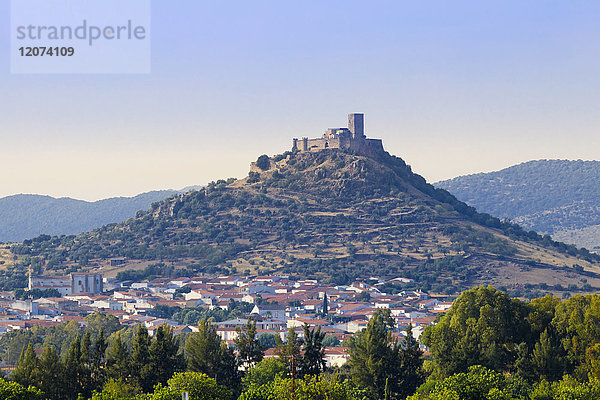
(0, 191, 177, 243)
(436, 159, 600, 250)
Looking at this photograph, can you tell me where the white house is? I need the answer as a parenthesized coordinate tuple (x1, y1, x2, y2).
(91, 300, 123, 311)
(324, 347, 350, 367)
(169, 277, 190, 288)
(347, 320, 368, 333)
(184, 290, 216, 303)
(251, 304, 286, 321)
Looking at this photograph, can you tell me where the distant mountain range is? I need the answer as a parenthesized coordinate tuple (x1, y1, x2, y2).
(435, 160, 600, 251)
(0, 190, 192, 242)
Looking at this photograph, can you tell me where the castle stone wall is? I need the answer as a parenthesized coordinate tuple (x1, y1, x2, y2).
(292, 113, 383, 157)
(348, 113, 364, 138)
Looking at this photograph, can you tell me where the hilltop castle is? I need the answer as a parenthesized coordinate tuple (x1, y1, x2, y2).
(292, 113, 384, 156)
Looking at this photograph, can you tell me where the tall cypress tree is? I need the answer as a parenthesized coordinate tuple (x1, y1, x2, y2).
(105, 331, 131, 382)
(186, 319, 226, 376)
(532, 327, 566, 381)
(79, 331, 94, 396)
(64, 335, 83, 400)
(12, 343, 38, 387)
(348, 309, 424, 399)
(131, 324, 152, 392)
(91, 328, 108, 391)
(397, 324, 424, 398)
(37, 345, 65, 400)
(149, 324, 185, 385)
(186, 318, 238, 389)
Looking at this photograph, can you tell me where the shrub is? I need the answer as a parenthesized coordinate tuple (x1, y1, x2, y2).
(256, 155, 270, 171)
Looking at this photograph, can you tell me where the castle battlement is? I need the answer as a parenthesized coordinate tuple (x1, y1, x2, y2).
(292, 113, 383, 157)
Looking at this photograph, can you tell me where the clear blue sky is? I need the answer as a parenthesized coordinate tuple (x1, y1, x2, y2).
(1, 1, 599, 200)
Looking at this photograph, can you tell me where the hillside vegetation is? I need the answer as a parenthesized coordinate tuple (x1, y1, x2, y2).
(5, 151, 600, 297)
(0, 191, 178, 242)
(435, 160, 600, 250)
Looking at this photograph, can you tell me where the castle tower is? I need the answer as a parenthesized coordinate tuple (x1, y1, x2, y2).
(348, 113, 364, 139)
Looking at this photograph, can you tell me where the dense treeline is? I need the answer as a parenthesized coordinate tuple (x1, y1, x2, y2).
(6, 288, 600, 398)
(416, 286, 600, 399)
(2, 314, 350, 399)
(5, 317, 230, 399)
(422, 286, 600, 382)
(2, 309, 423, 400)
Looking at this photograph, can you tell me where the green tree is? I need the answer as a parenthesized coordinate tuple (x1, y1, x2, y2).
(237, 382, 277, 400)
(258, 333, 277, 349)
(0, 329, 37, 365)
(529, 375, 600, 400)
(322, 335, 340, 347)
(43, 320, 82, 358)
(256, 155, 270, 171)
(91, 329, 108, 389)
(146, 305, 182, 319)
(355, 292, 371, 302)
(514, 294, 562, 381)
(64, 335, 84, 400)
(105, 331, 131, 383)
(84, 313, 122, 339)
(36, 345, 65, 400)
(0, 377, 42, 400)
(300, 324, 326, 377)
(131, 324, 153, 392)
(149, 324, 185, 385)
(240, 375, 352, 400)
(399, 325, 425, 398)
(408, 365, 528, 400)
(14, 288, 60, 300)
(348, 310, 395, 397)
(79, 331, 95, 396)
(146, 372, 231, 400)
(275, 328, 302, 378)
(527, 295, 560, 336)
(242, 359, 288, 390)
(531, 328, 567, 381)
(12, 343, 38, 388)
(185, 319, 238, 389)
(421, 286, 532, 378)
(91, 379, 138, 400)
(552, 294, 600, 380)
(348, 309, 423, 399)
(235, 319, 264, 370)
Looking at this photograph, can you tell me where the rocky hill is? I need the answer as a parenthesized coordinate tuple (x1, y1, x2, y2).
(4, 152, 600, 297)
(0, 191, 180, 243)
(435, 160, 600, 251)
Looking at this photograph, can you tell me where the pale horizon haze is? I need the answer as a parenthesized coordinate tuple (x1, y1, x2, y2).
(1, 1, 600, 201)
